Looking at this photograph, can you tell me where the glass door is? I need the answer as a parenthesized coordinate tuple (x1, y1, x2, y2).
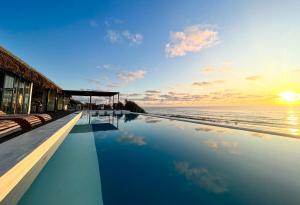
(1, 75, 14, 113)
(16, 80, 25, 113)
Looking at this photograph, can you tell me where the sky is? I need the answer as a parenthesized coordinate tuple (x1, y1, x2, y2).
(1, 0, 300, 106)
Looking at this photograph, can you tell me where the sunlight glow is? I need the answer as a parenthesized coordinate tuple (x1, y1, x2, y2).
(279, 91, 300, 103)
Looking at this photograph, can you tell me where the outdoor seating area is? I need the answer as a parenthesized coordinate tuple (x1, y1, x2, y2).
(0, 111, 78, 141)
(0, 114, 51, 139)
(0, 120, 22, 138)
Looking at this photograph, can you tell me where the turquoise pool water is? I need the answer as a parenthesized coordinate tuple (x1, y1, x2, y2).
(18, 112, 300, 205)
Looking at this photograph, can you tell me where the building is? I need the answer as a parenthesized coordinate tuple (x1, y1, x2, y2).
(0, 46, 68, 114)
(0, 46, 120, 114)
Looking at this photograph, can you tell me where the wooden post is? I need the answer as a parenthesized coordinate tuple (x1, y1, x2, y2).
(112, 95, 115, 110)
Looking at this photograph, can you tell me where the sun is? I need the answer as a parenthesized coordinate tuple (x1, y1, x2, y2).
(279, 91, 300, 103)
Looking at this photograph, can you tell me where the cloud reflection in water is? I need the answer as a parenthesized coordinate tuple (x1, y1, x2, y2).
(117, 132, 146, 146)
(205, 140, 239, 154)
(174, 161, 228, 194)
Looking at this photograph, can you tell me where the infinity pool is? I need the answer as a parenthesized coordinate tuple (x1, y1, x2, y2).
(18, 112, 300, 205)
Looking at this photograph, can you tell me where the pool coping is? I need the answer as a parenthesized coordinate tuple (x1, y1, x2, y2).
(137, 112, 299, 139)
(0, 112, 82, 205)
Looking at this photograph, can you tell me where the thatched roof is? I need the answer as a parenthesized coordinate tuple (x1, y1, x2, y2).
(0, 46, 62, 91)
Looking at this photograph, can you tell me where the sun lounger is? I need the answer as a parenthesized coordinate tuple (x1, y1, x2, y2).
(34, 114, 52, 123)
(0, 120, 22, 138)
(0, 115, 42, 129)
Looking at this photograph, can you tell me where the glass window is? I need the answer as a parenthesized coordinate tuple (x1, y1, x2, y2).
(57, 95, 63, 110)
(1, 75, 14, 113)
(16, 80, 25, 113)
(47, 90, 56, 111)
(11, 77, 19, 113)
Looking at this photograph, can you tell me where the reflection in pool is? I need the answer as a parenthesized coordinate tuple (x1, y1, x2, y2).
(18, 112, 300, 205)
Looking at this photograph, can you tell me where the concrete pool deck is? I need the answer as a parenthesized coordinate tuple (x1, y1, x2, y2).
(0, 112, 82, 205)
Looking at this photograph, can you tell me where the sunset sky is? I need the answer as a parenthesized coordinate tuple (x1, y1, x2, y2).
(1, 0, 300, 106)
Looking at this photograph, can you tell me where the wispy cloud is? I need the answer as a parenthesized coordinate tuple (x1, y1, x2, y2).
(122, 30, 143, 44)
(174, 161, 228, 193)
(145, 90, 161, 95)
(192, 80, 225, 86)
(104, 18, 124, 26)
(205, 140, 239, 154)
(106, 30, 143, 45)
(106, 30, 120, 43)
(201, 61, 233, 74)
(89, 20, 99, 27)
(118, 70, 146, 82)
(117, 132, 146, 145)
(96, 64, 113, 69)
(165, 24, 219, 58)
(245, 75, 261, 81)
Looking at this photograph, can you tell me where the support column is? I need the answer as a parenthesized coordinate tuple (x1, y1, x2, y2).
(112, 95, 115, 110)
(27, 82, 33, 114)
(89, 95, 92, 110)
(109, 97, 111, 109)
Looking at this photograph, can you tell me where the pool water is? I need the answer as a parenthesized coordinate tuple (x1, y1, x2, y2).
(18, 112, 300, 205)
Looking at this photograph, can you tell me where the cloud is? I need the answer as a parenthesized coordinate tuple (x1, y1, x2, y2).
(144, 116, 162, 124)
(89, 20, 99, 27)
(118, 70, 146, 82)
(104, 18, 124, 26)
(245, 75, 261, 81)
(117, 132, 146, 145)
(106, 30, 120, 43)
(126, 93, 142, 97)
(193, 80, 225, 86)
(174, 161, 228, 193)
(195, 127, 231, 134)
(201, 61, 233, 74)
(96, 64, 113, 69)
(106, 30, 143, 44)
(122, 30, 143, 44)
(165, 25, 219, 57)
(145, 90, 161, 95)
(205, 140, 239, 154)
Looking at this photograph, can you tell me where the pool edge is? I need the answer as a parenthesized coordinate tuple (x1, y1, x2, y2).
(0, 112, 82, 205)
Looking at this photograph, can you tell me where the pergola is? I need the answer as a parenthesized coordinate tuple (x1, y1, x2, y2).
(63, 90, 120, 110)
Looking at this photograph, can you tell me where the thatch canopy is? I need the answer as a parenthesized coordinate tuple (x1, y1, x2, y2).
(0, 46, 62, 91)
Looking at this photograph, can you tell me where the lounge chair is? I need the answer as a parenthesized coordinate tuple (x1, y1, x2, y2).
(0, 120, 22, 138)
(0, 115, 42, 129)
(34, 114, 52, 123)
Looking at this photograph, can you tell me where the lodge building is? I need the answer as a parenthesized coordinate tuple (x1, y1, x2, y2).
(0, 46, 69, 114)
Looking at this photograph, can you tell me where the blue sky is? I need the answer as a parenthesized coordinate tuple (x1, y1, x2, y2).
(1, 0, 300, 106)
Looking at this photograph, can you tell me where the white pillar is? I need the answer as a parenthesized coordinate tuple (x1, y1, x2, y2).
(27, 82, 33, 114)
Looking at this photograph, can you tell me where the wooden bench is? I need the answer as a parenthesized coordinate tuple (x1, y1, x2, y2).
(34, 114, 52, 123)
(0, 116, 42, 129)
(0, 120, 22, 138)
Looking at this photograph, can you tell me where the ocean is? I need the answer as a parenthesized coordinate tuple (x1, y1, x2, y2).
(145, 106, 300, 138)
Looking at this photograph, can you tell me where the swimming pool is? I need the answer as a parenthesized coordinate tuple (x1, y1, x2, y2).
(18, 112, 300, 205)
